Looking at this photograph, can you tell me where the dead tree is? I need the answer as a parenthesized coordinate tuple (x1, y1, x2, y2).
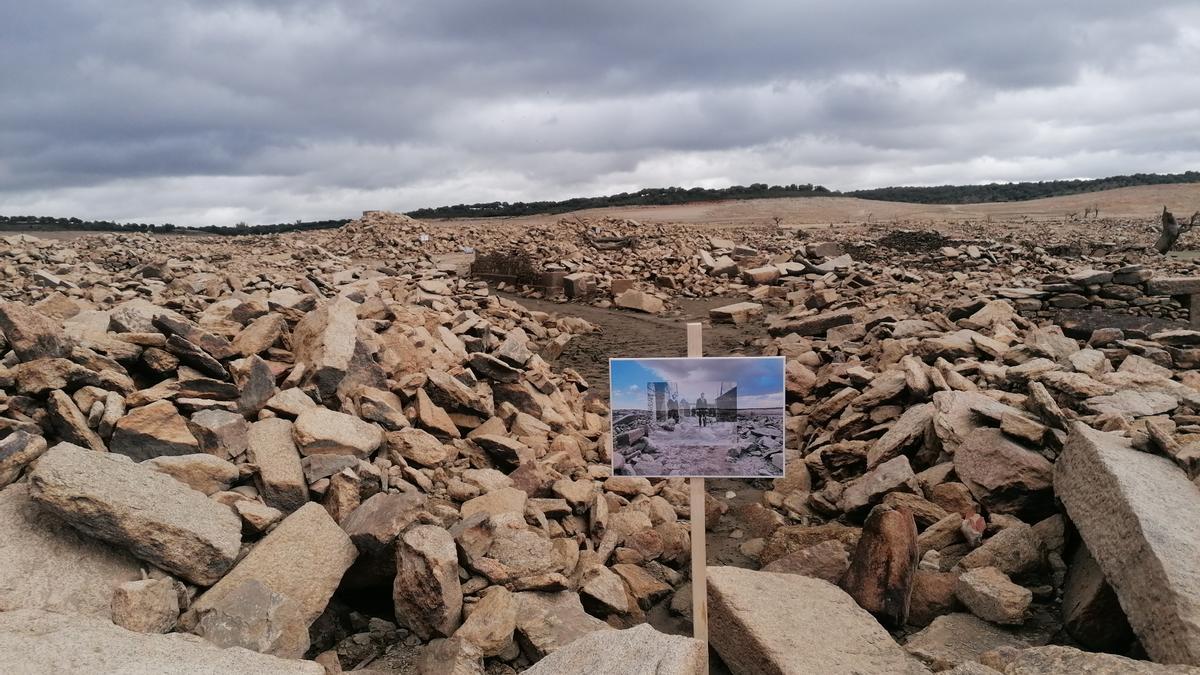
(1154, 207, 1200, 254)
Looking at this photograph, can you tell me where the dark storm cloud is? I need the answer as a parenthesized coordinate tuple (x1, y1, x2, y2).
(1, 0, 1198, 224)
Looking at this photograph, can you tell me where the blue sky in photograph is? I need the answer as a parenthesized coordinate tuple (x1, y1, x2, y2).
(610, 357, 784, 410)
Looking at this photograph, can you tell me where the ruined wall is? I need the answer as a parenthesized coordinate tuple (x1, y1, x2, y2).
(1007, 264, 1188, 322)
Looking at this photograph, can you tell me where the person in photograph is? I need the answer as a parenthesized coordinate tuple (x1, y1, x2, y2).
(696, 392, 709, 427)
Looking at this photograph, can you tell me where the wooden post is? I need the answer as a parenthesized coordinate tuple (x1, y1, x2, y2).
(686, 322, 708, 670)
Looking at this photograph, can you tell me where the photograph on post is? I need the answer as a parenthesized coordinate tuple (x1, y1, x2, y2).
(610, 356, 786, 478)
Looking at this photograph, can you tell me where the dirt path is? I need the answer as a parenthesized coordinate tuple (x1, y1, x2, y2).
(501, 293, 769, 394)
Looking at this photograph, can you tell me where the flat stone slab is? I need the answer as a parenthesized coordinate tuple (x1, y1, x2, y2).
(1148, 277, 1200, 295)
(0, 609, 323, 674)
(183, 502, 356, 632)
(0, 483, 143, 619)
(710, 302, 764, 325)
(28, 443, 242, 586)
(708, 565, 929, 674)
(1055, 423, 1200, 666)
(524, 623, 704, 675)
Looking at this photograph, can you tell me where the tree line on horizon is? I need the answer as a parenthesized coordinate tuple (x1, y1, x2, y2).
(2, 171, 1197, 234)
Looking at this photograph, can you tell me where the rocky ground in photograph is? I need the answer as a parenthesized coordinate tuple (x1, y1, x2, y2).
(612, 410, 781, 479)
(1, 196, 1200, 673)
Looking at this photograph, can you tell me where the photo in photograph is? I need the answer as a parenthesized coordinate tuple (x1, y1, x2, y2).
(610, 356, 785, 478)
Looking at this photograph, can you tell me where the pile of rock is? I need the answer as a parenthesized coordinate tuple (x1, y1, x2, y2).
(702, 290, 1200, 672)
(0, 251, 703, 673)
(995, 265, 1188, 321)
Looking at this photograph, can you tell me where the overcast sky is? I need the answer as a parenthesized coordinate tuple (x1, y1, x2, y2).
(2, 1, 1199, 226)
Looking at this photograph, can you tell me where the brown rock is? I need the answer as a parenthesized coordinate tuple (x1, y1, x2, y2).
(111, 400, 202, 460)
(394, 524, 463, 640)
(456, 586, 517, 657)
(247, 418, 309, 514)
(761, 539, 850, 583)
(954, 428, 1053, 520)
(111, 578, 180, 634)
(908, 570, 962, 627)
(760, 522, 861, 565)
(840, 503, 919, 627)
(955, 566, 1031, 625)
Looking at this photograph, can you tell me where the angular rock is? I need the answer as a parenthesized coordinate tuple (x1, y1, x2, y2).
(840, 503, 919, 627)
(46, 389, 107, 452)
(0, 483, 143, 619)
(614, 290, 665, 314)
(760, 539, 850, 584)
(0, 301, 69, 360)
(188, 409, 250, 459)
(111, 400, 202, 460)
(247, 418, 309, 513)
(524, 623, 705, 675)
(183, 502, 356, 640)
(955, 566, 1031, 625)
(394, 524, 463, 640)
(0, 609, 324, 674)
(28, 443, 242, 585)
(513, 590, 611, 660)
(958, 522, 1043, 578)
(292, 407, 383, 457)
(291, 297, 360, 400)
(143, 453, 238, 495)
(980, 645, 1200, 674)
(0, 430, 48, 487)
(387, 426, 455, 466)
(839, 455, 920, 516)
(708, 566, 928, 674)
(953, 428, 1054, 520)
(1055, 422, 1200, 665)
(111, 578, 180, 634)
(455, 586, 517, 657)
(905, 613, 1030, 671)
(340, 491, 428, 588)
(192, 578, 309, 658)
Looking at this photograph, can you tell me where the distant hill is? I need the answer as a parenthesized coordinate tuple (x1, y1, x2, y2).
(3, 171, 1196, 233)
(406, 183, 833, 219)
(845, 171, 1200, 204)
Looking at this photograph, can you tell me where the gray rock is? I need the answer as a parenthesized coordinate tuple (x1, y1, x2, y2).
(182, 502, 356, 641)
(111, 578, 180, 634)
(980, 644, 1200, 674)
(1055, 422, 1200, 665)
(247, 418, 309, 513)
(28, 443, 242, 585)
(514, 590, 611, 660)
(905, 613, 1031, 671)
(0, 608, 323, 674)
(524, 623, 705, 675)
(394, 524, 463, 640)
(707, 565, 929, 674)
(0, 301, 69, 360)
(0, 483, 143, 619)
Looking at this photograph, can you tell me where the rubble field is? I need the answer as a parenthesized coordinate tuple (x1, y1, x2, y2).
(2, 195, 1200, 674)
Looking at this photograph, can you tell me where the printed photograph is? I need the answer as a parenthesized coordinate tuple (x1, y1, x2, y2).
(610, 356, 785, 478)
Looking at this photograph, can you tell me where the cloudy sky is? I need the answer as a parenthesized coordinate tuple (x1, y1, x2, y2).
(2, 1, 1199, 226)
(611, 357, 784, 410)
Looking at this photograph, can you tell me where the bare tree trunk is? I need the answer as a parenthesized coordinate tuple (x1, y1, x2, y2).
(1155, 207, 1200, 254)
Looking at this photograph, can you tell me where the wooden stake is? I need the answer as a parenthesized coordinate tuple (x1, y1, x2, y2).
(686, 322, 708, 669)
